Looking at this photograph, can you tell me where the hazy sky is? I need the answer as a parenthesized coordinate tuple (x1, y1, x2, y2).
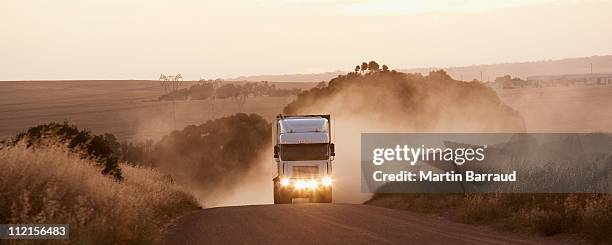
(2, 0, 611, 80)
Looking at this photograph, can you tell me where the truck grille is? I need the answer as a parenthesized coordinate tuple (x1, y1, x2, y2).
(292, 166, 319, 177)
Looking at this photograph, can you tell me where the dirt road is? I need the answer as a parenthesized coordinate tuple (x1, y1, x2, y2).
(165, 204, 565, 245)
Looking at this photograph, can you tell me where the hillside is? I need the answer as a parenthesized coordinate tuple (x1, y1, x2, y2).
(0, 143, 199, 244)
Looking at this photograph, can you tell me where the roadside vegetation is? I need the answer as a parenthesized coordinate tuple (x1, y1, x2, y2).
(0, 113, 270, 243)
(0, 142, 200, 244)
(366, 193, 612, 243)
(9, 122, 124, 181)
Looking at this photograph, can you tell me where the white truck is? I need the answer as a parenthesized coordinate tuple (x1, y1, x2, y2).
(273, 114, 335, 204)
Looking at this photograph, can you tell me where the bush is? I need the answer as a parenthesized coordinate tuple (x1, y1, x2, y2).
(0, 143, 200, 244)
(12, 122, 123, 181)
(579, 195, 612, 241)
(123, 113, 271, 199)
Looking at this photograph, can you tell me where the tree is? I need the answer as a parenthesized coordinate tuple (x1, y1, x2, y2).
(12, 122, 123, 181)
(354, 65, 360, 73)
(214, 83, 247, 110)
(174, 73, 183, 81)
(215, 84, 240, 99)
(361, 62, 368, 73)
(236, 88, 248, 110)
(190, 82, 215, 100)
(150, 113, 271, 191)
(382, 64, 389, 71)
(428, 70, 452, 81)
(213, 81, 222, 110)
(368, 61, 380, 71)
(316, 81, 327, 88)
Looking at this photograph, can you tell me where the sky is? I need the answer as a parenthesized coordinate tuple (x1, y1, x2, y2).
(1, 0, 611, 80)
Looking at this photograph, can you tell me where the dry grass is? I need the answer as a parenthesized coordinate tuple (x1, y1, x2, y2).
(0, 143, 200, 244)
(498, 84, 612, 132)
(367, 193, 612, 243)
(0, 80, 309, 142)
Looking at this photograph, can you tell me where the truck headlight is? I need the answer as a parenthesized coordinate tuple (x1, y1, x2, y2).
(322, 176, 332, 187)
(280, 178, 290, 186)
(295, 180, 307, 190)
(307, 180, 318, 190)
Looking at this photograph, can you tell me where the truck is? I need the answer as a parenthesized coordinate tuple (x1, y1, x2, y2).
(272, 114, 335, 204)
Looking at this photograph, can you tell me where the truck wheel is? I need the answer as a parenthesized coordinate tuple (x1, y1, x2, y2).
(273, 180, 292, 204)
(281, 194, 292, 204)
(323, 188, 333, 203)
(273, 180, 282, 204)
(314, 188, 332, 203)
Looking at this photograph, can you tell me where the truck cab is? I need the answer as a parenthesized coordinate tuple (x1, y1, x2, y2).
(273, 114, 335, 204)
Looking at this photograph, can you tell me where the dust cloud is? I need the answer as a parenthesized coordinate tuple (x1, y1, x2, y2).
(129, 70, 526, 206)
(201, 145, 274, 207)
(282, 70, 525, 203)
(498, 85, 612, 133)
(125, 113, 272, 208)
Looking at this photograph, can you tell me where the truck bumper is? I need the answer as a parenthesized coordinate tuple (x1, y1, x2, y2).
(274, 178, 333, 203)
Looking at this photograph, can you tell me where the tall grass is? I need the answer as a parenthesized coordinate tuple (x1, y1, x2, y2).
(366, 193, 612, 242)
(0, 143, 200, 244)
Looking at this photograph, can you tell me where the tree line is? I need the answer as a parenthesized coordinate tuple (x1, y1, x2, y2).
(354, 60, 390, 74)
(159, 80, 302, 109)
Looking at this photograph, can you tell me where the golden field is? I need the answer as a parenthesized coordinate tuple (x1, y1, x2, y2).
(0, 80, 315, 142)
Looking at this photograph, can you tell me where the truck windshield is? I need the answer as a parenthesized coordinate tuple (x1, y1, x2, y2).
(281, 144, 329, 161)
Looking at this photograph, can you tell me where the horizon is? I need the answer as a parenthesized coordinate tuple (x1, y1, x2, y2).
(3, 0, 612, 80)
(1, 54, 610, 82)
